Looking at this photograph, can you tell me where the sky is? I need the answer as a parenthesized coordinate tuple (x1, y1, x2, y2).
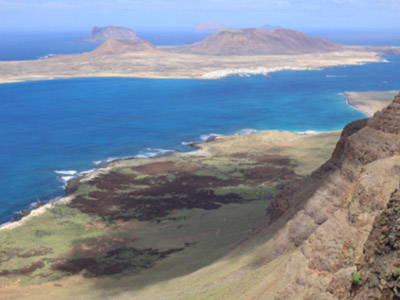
(0, 0, 399, 32)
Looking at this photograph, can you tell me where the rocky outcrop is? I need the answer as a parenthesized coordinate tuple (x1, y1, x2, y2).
(369, 93, 400, 135)
(349, 189, 400, 299)
(81, 26, 139, 43)
(261, 93, 400, 299)
(173, 28, 343, 55)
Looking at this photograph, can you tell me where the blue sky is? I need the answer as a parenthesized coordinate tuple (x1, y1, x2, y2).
(0, 0, 399, 32)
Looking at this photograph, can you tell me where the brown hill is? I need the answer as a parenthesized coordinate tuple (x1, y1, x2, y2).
(194, 22, 231, 33)
(81, 26, 139, 43)
(173, 28, 343, 55)
(89, 39, 159, 56)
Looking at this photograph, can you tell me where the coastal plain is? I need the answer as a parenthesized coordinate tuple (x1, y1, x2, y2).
(0, 48, 388, 83)
(0, 91, 394, 300)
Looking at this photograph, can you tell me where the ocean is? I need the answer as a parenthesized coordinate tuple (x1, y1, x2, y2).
(0, 31, 210, 61)
(0, 31, 399, 224)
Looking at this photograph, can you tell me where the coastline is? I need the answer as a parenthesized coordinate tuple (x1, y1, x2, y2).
(0, 79, 397, 231)
(343, 90, 399, 117)
(0, 129, 330, 232)
(0, 49, 386, 84)
(0, 126, 355, 232)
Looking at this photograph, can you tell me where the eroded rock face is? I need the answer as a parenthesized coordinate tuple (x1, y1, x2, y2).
(262, 93, 400, 299)
(369, 93, 400, 135)
(350, 190, 400, 300)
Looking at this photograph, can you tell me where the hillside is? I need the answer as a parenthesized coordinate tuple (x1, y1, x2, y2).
(88, 39, 158, 56)
(81, 26, 139, 43)
(0, 129, 341, 299)
(172, 28, 343, 55)
(261, 92, 400, 299)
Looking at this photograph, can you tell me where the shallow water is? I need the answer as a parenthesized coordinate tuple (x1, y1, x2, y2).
(0, 55, 400, 223)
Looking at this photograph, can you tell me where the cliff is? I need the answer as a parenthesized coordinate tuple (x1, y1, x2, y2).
(173, 28, 343, 55)
(81, 26, 139, 43)
(262, 93, 400, 299)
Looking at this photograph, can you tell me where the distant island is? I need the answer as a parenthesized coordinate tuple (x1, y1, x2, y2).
(80, 26, 140, 43)
(0, 26, 398, 83)
(173, 28, 343, 55)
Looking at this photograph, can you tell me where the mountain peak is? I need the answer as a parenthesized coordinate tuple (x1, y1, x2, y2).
(174, 28, 343, 55)
(89, 39, 158, 56)
(82, 26, 139, 43)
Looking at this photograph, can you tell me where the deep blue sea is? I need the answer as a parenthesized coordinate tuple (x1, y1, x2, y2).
(0, 31, 210, 61)
(0, 31, 400, 224)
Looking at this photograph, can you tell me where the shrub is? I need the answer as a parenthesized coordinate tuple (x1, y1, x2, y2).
(352, 271, 363, 286)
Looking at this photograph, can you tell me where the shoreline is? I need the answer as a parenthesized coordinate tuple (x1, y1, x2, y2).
(0, 77, 397, 231)
(343, 90, 399, 117)
(0, 127, 344, 232)
(0, 90, 395, 231)
(0, 49, 388, 84)
(341, 92, 366, 116)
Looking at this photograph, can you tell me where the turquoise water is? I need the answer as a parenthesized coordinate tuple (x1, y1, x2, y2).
(0, 56, 400, 223)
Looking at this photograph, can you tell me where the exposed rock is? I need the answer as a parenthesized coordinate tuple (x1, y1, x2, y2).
(348, 189, 400, 300)
(262, 93, 400, 299)
(369, 93, 400, 135)
(173, 28, 343, 55)
(81, 26, 139, 43)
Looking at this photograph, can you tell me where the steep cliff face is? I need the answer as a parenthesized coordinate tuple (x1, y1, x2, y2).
(262, 93, 400, 299)
(349, 189, 400, 299)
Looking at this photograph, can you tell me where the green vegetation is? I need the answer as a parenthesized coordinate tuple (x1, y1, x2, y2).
(352, 271, 363, 286)
(214, 185, 278, 203)
(379, 215, 387, 226)
(0, 130, 342, 299)
(0, 205, 105, 284)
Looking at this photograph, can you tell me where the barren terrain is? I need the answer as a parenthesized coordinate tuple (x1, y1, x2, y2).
(0, 48, 387, 83)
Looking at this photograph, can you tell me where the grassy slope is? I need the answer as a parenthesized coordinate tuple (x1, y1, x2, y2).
(0, 130, 341, 300)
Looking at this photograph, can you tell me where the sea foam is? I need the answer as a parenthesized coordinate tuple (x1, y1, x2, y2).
(202, 66, 318, 79)
(55, 170, 77, 176)
(135, 148, 176, 159)
(235, 128, 260, 135)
